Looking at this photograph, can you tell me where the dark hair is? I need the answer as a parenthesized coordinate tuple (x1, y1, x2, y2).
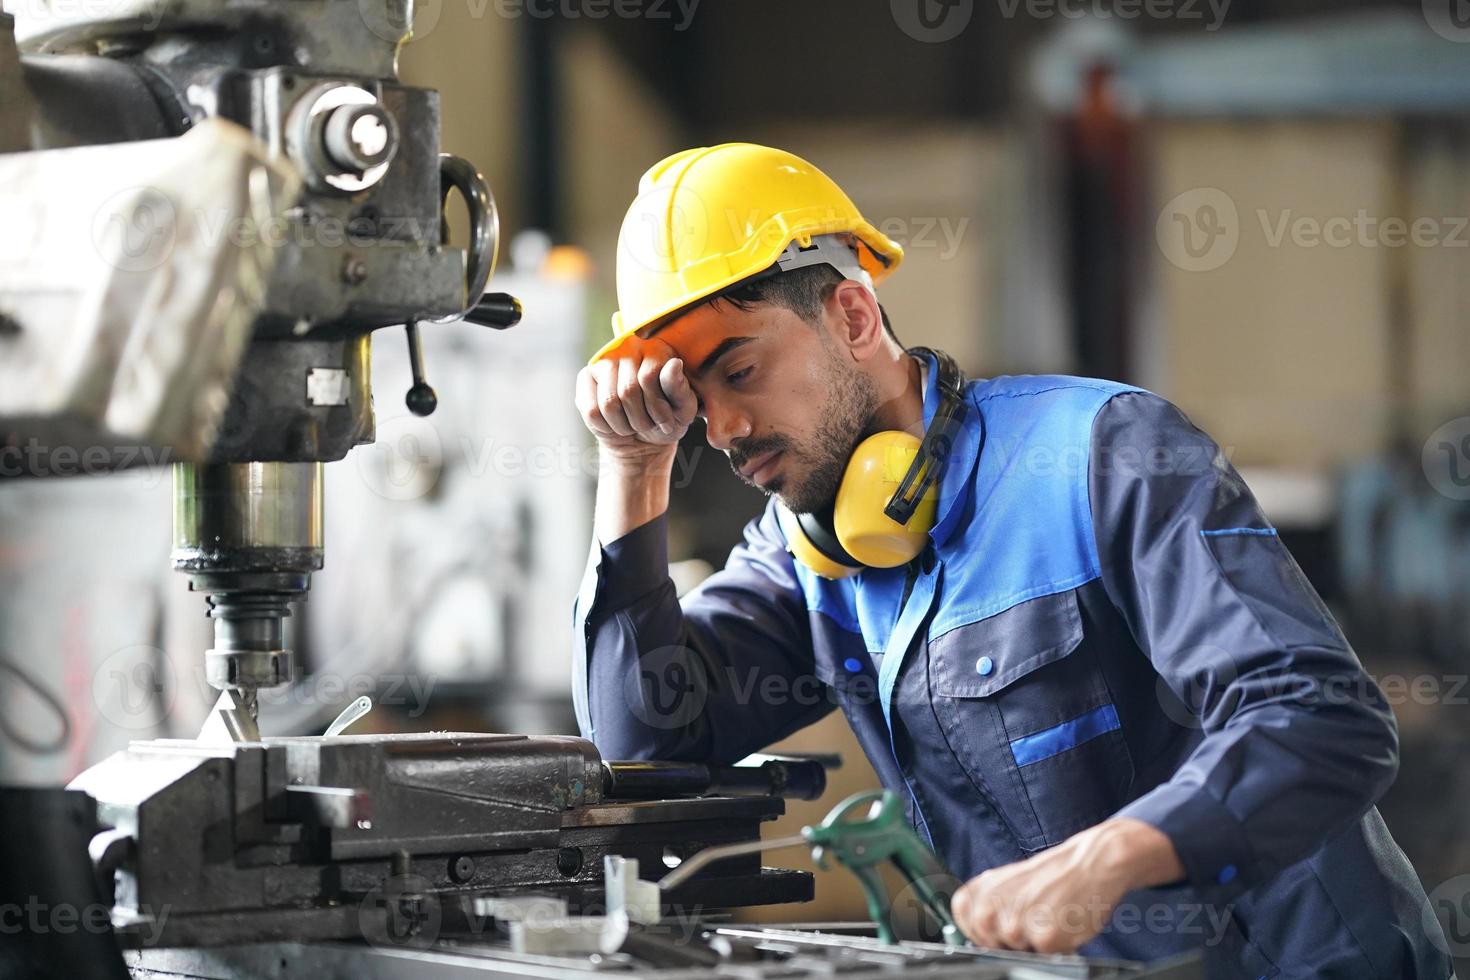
(707, 264, 899, 344)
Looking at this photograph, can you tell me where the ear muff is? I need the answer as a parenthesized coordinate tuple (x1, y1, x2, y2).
(779, 348, 968, 579)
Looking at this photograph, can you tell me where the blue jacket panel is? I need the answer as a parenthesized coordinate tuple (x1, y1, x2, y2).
(571, 361, 1452, 978)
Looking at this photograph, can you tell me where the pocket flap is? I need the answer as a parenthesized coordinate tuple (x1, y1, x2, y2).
(930, 588, 1085, 697)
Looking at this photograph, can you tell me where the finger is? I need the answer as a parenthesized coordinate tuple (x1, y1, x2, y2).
(616, 355, 655, 435)
(576, 367, 616, 437)
(594, 359, 633, 437)
(660, 358, 700, 425)
(994, 907, 1028, 951)
(964, 902, 1001, 949)
(637, 357, 676, 433)
(949, 882, 973, 925)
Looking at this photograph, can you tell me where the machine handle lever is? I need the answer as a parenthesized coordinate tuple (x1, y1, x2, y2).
(462, 292, 523, 330)
(404, 320, 437, 416)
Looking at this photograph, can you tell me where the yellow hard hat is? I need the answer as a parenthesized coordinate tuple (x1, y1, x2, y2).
(591, 143, 905, 364)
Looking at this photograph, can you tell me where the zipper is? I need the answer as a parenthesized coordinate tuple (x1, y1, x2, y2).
(889, 543, 938, 851)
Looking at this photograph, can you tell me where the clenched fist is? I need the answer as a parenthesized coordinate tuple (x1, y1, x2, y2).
(949, 817, 1183, 954)
(575, 337, 700, 462)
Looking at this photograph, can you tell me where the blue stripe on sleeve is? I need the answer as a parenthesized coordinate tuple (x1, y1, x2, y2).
(1199, 527, 1278, 538)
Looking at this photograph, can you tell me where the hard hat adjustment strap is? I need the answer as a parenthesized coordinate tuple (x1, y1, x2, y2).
(773, 234, 875, 291)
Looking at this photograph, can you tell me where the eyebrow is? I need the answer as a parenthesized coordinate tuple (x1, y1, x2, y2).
(693, 336, 758, 378)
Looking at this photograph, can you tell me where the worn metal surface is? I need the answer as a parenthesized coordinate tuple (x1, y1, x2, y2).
(1, 0, 498, 467)
(0, 118, 300, 465)
(65, 733, 815, 949)
(123, 926, 1204, 979)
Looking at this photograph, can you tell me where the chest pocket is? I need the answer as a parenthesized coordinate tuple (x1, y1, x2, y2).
(927, 587, 1135, 851)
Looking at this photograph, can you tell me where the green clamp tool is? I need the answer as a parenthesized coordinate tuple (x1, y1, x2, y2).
(803, 789, 966, 946)
(658, 789, 967, 947)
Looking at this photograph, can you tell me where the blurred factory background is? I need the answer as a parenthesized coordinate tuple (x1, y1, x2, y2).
(3, 0, 1469, 967)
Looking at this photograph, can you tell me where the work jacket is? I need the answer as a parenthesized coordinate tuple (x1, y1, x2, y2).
(572, 352, 1452, 978)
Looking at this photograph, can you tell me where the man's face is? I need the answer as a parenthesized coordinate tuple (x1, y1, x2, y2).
(651, 298, 878, 513)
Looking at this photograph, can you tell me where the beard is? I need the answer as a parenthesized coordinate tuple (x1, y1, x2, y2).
(728, 346, 878, 514)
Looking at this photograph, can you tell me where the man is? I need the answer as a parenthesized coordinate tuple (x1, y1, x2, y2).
(570, 143, 1451, 976)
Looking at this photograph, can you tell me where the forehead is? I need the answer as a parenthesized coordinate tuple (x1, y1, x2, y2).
(645, 303, 768, 365)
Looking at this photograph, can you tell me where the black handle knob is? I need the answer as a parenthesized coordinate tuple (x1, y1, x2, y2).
(404, 321, 437, 416)
(463, 292, 523, 330)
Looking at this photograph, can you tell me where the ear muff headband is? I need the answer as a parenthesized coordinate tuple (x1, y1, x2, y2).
(796, 505, 858, 568)
(883, 347, 967, 525)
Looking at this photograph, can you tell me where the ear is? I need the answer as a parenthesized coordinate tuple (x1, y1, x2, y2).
(829, 280, 884, 363)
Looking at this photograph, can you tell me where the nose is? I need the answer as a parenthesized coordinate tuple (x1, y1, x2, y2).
(703, 400, 751, 453)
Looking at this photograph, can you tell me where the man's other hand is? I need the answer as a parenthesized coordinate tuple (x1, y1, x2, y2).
(949, 817, 1185, 954)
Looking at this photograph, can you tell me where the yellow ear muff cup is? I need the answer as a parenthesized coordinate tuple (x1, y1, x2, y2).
(832, 431, 939, 569)
(777, 504, 860, 579)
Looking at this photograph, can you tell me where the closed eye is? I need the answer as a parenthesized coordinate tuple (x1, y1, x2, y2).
(727, 366, 754, 385)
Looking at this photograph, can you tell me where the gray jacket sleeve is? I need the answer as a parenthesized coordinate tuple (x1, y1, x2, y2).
(571, 502, 832, 763)
(1092, 390, 1399, 902)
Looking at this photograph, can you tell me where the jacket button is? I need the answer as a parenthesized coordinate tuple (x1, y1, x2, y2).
(843, 657, 863, 673)
(975, 656, 994, 676)
(1217, 864, 1237, 885)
